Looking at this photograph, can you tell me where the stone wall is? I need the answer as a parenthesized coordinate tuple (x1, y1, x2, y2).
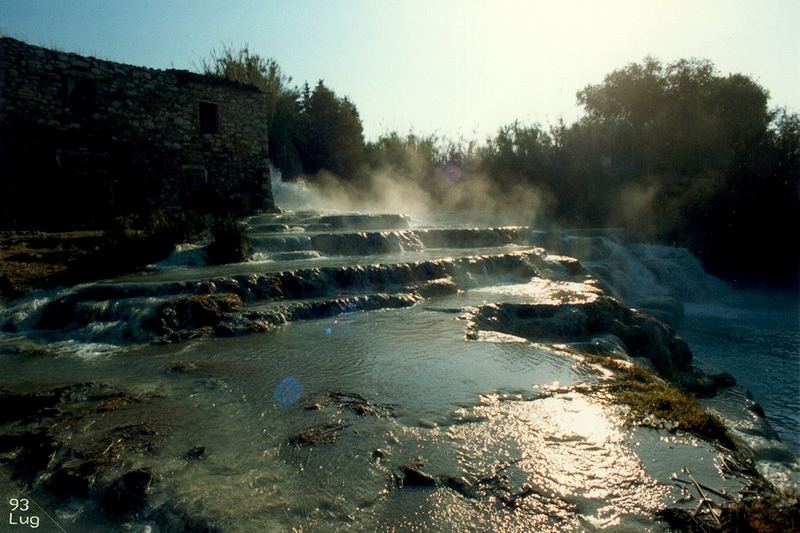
(0, 37, 273, 226)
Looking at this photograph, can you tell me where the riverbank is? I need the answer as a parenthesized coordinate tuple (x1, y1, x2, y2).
(0, 230, 106, 300)
(1, 211, 798, 531)
(0, 212, 258, 303)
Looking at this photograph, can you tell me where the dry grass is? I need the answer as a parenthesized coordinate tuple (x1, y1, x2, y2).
(0, 230, 104, 298)
(721, 489, 800, 532)
(586, 355, 734, 449)
(659, 489, 800, 532)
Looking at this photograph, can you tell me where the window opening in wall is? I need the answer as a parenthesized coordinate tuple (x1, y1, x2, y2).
(65, 77, 97, 115)
(199, 101, 219, 134)
(182, 164, 208, 187)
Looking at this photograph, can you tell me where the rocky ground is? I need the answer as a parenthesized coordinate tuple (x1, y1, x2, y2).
(0, 230, 105, 300)
(1, 213, 797, 530)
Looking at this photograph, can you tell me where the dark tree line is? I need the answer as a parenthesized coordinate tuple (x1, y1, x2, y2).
(506, 58, 799, 285)
(201, 45, 366, 184)
(207, 50, 799, 286)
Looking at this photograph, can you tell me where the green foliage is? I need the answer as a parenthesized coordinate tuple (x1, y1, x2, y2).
(200, 47, 797, 283)
(365, 132, 443, 177)
(478, 122, 557, 196)
(447, 57, 796, 284)
(144, 210, 208, 244)
(201, 49, 368, 182)
(200, 44, 303, 177)
(269, 88, 304, 177)
(294, 81, 367, 181)
(565, 57, 798, 283)
(364, 131, 447, 201)
(206, 216, 252, 265)
(201, 44, 287, 92)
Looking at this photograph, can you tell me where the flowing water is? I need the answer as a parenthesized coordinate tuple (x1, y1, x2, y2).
(533, 230, 800, 452)
(0, 195, 797, 531)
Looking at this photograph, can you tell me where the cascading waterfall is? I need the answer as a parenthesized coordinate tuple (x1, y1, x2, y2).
(532, 228, 800, 452)
(269, 170, 330, 211)
(0, 200, 797, 532)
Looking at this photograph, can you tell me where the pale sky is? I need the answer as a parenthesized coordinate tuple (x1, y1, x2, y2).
(3, 0, 798, 141)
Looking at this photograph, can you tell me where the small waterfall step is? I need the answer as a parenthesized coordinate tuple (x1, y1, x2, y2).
(4, 249, 576, 346)
(250, 227, 532, 257)
(247, 212, 412, 231)
(44, 250, 549, 305)
(140, 245, 547, 285)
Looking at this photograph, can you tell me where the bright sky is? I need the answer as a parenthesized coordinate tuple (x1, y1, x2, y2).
(3, 0, 798, 141)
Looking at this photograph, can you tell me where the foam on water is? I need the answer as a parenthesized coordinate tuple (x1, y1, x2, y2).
(153, 242, 209, 268)
(0, 206, 796, 530)
(533, 228, 799, 452)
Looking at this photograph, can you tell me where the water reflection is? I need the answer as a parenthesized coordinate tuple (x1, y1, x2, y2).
(438, 392, 667, 530)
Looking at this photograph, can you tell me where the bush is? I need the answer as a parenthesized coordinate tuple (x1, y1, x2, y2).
(144, 210, 207, 249)
(206, 216, 252, 265)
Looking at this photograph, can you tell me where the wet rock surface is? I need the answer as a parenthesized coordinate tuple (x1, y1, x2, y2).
(287, 391, 396, 449)
(0, 377, 238, 530)
(312, 213, 411, 230)
(326, 391, 396, 417)
(1, 212, 796, 531)
(153, 504, 225, 533)
(0, 382, 171, 524)
(147, 293, 243, 340)
(673, 368, 737, 397)
(288, 421, 351, 447)
(100, 467, 155, 515)
(185, 446, 208, 461)
(19, 249, 546, 345)
(165, 359, 202, 374)
(467, 295, 692, 376)
(394, 461, 438, 488)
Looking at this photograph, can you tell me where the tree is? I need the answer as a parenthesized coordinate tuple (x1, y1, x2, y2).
(366, 132, 441, 177)
(569, 57, 797, 284)
(200, 45, 302, 177)
(294, 80, 366, 180)
(479, 122, 555, 185)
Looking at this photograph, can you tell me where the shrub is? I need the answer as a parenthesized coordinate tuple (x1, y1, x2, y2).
(143, 210, 207, 252)
(206, 216, 252, 265)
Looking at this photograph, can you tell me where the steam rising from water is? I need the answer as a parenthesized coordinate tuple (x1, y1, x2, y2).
(271, 170, 329, 211)
(272, 167, 549, 227)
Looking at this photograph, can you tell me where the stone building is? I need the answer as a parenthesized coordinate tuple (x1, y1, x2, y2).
(0, 36, 273, 226)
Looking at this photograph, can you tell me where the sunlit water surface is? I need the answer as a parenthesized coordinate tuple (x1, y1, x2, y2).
(1, 285, 748, 531)
(679, 292, 800, 451)
(0, 204, 796, 531)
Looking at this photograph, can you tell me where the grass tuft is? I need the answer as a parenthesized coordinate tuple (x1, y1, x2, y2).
(586, 355, 734, 449)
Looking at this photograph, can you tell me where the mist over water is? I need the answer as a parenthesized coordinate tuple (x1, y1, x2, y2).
(0, 175, 797, 531)
(272, 164, 546, 228)
(273, 174, 800, 451)
(275, 174, 800, 454)
(271, 170, 330, 212)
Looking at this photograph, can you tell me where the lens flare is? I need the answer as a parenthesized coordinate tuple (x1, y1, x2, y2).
(443, 162, 462, 183)
(324, 318, 340, 336)
(273, 377, 303, 407)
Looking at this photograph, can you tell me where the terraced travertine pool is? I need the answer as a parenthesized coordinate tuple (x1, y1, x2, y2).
(0, 210, 796, 531)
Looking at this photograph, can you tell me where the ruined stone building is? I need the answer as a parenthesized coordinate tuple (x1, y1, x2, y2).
(0, 37, 273, 226)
